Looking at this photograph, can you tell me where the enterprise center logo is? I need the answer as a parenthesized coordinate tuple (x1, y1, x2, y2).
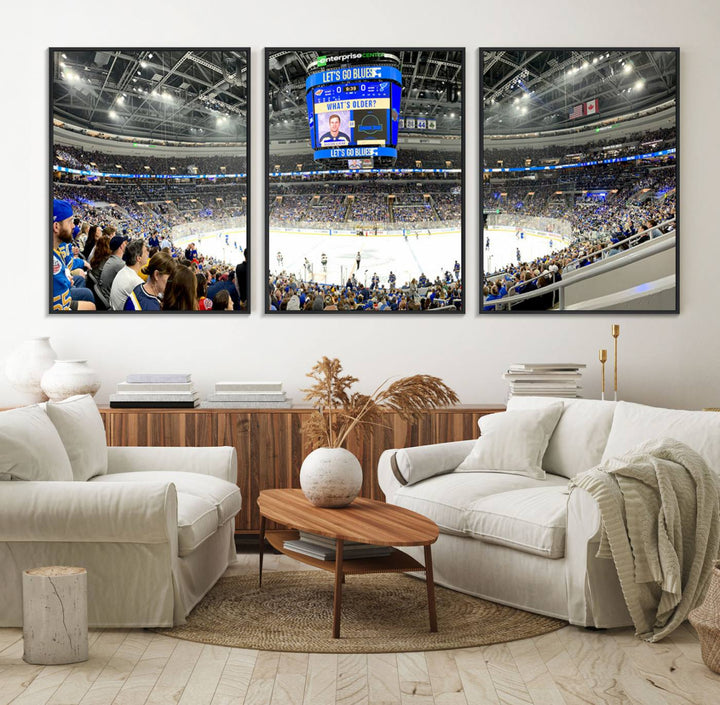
(316, 53, 363, 67)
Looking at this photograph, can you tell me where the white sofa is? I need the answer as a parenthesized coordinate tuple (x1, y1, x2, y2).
(378, 397, 720, 628)
(0, 395, 241, 628)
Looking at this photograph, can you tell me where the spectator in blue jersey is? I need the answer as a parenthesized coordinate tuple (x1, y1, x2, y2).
(124, 251, 176, 311)
(184, 242, 198, 261)
(52, 200, 95, 311)
(453, 260, 461, 280)
(148, 230, 160, 249)
(319, 114, 350, 146)
(207, 269, 241, 310)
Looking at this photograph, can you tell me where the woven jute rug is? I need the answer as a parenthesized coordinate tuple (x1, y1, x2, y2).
(155, 571, 565, 653)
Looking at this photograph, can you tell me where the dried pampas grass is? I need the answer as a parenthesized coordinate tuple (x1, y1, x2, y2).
(302, 356, 458, 450)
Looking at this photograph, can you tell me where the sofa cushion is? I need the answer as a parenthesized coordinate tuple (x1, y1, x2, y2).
(456, 404, 563, 479)
(392, 440, 476, 486)
(45, 394, 108, 481)
(393, 471, 568, 536)
(466, 486, 570, 558)
(176, 492, 220, 556)
(0, 405, 73, 481)
(91, 471, 241, 525)
(508, 396, 616, 478)
(601, 402, 720, 477)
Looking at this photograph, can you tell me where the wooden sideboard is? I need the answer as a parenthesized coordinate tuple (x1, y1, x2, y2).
(99, 405, 504, 533)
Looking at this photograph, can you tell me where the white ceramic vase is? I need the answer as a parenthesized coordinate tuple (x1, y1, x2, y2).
(299, 447, 363, 508)
(40, 360, 101, 402)
(4, 337, 58, 402)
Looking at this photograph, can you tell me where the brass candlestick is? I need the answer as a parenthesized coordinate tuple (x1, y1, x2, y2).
(599, 349, 607, 401)
(611, 324, 620, 401)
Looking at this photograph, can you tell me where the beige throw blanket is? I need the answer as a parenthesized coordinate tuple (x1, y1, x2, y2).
(571, 438, 720, 641)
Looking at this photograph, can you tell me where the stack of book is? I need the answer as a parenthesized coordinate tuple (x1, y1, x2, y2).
(503, 363, 586, 399)
(283, 531, 393, 561)
(109, 373, 199, 408)
(200, 381, 291, 408)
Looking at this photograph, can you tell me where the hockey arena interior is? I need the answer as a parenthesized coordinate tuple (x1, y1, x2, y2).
(51, 49, 248, 313)
(266, 49, 463, 312)
(482, 49, 677, 312)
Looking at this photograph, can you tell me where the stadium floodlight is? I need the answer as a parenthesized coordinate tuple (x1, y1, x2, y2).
(624, 63, 632, 73)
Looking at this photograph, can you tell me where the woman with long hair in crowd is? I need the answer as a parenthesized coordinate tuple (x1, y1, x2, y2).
(162, 265, 199, 311)
(124, 251, 176, 311)
(88, 234, 112, 281)
(196, 272, 212, 310)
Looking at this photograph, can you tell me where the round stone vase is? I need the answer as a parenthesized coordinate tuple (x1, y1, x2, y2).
(300, 447, 363, 508)
(5, 336, 58, 402)
(40, 360, 101, 402)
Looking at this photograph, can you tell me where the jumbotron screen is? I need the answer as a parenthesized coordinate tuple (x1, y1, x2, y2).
(305, 55, 402, 163)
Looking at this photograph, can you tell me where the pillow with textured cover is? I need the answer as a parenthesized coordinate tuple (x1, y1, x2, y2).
(0, 405, 73, 481)
(45, 394, 108, 481)
(456, 404, 564, 479)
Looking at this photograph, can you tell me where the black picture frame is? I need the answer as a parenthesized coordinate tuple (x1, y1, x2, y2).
(480, 48, 679, 314)
(265, 47, 465, 314)
(49, 47, 250, 314)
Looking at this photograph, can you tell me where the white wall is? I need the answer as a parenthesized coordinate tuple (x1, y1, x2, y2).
(2, 0, 718, 410)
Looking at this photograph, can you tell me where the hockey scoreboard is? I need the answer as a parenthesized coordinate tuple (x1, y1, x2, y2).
(305, 53, 402, 164)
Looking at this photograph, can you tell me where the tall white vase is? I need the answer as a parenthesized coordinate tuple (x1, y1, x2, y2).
(40, 360, 101, 402)
(4, 337, 58, 403)
(300, 447, 363, 508)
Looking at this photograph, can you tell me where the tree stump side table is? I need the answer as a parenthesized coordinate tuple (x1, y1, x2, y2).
(22, 566, 88, 665)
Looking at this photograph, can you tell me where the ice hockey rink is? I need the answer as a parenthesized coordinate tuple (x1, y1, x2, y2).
(268, 229, 461, 287)
(173, 227, 247, 267)
(172, 224, 567, 284)
(483, 226, 572, 274)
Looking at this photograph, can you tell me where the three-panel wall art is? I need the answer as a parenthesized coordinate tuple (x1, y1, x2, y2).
(50, 47, 678, 314)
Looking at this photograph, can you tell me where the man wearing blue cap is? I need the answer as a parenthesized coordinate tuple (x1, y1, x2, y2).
(53, 199, 95, 311)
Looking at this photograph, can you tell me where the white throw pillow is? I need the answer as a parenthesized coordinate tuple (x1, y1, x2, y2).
(601, 401, 720, 477)
(508, 396, 616, 478)
(45, 394, 108, 481)
(0, 405, 73, 481)
(456, 404, 564, 479)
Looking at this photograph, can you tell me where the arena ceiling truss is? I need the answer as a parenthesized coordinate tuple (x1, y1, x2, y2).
(52, 50, 248, 144)
(483, 49, 677, 134)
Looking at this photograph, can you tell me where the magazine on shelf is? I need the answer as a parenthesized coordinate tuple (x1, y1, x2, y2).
(298, 531, 365, 548)
(283, 539, 393, 561)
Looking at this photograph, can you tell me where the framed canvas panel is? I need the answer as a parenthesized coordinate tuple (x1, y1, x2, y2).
(50, 48, 250, 313)
(481, 48, 678, 313)
(266, 48, 465, 313)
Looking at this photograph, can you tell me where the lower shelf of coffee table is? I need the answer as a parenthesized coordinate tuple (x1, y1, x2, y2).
(265, 530, 426, 575)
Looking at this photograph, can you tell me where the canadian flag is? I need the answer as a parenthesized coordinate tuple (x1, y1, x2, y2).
(585, 99, 599, 115)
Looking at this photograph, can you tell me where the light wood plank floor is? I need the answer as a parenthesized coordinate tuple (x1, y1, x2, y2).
(1, 554, 718, 705)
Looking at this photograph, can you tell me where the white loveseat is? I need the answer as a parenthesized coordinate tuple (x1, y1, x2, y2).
(378, 397, 720, 628)
(0, 395, 241, 628)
